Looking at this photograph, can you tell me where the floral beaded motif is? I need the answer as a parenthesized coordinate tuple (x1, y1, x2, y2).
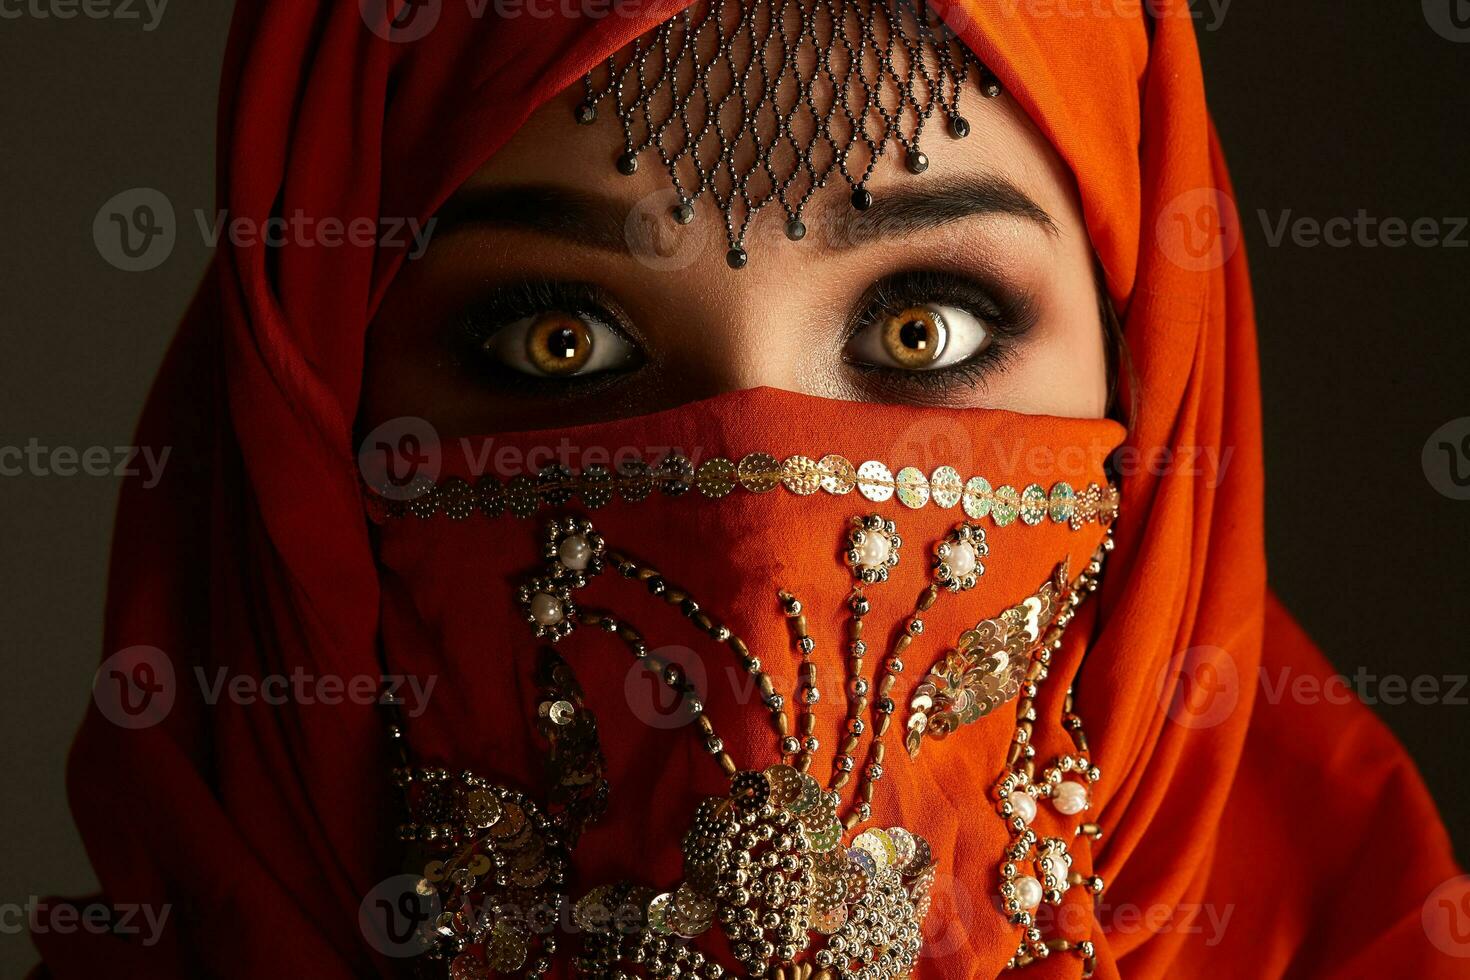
(387, 502, 1116, 979)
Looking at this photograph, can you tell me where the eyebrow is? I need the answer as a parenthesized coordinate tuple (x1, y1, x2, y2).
(433, 174, 1058, 253)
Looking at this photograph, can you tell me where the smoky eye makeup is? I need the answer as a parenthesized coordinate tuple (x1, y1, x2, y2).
(448, 267, 1040, 401)
(842, 268, 1041, 395)
(453, 279, 645, 392)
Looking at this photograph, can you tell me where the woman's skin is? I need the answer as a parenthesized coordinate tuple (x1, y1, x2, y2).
(360, 80, 1108, 436)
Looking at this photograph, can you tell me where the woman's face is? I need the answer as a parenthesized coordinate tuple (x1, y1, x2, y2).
(361, 82, 1108, 436)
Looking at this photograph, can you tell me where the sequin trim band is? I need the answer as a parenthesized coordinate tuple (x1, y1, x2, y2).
(365, 453, 1120, 530)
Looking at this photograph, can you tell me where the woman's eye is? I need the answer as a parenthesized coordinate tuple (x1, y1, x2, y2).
(483, 311, 639, 378)
(846, 304, 993, 371)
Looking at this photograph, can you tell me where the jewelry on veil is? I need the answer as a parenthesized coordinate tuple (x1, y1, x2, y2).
(571, 0, 1002, 268)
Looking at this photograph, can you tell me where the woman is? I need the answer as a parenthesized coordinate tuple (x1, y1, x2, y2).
(38, 0, 1462, 977)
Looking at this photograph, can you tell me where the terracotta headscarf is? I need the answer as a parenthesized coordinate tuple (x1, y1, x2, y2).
(36, 0, 1462, 978)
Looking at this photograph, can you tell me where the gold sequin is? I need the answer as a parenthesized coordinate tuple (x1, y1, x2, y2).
(819, 454, 857, 495)
(962, 475, 992, 520)
(580, 465, 613, 509)
(991, 484, 1020, 526)
(856, 460, 895, 502)
(694, 457, 736, 498)
(930, 466, 963, 509)
(372, 453, 1119, 534)
(1019, 483, 1048, 526)
(737, 452, 783, 493)
(782, 455, 822, 495)
(895, 466, 930, 509)
(1048, 481, 1075, 523)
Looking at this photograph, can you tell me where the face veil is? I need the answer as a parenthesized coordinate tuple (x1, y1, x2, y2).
(41, 0, 1461, 978)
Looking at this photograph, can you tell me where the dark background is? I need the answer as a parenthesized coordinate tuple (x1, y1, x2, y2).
(1, 2, 1466, 973)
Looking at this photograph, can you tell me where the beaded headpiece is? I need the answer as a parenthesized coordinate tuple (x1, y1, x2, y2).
(574, 0, 1001, 268)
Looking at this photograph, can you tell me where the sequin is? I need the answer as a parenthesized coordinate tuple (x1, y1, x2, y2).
(737, 452, 783, 493)
(811, 900, 849, 935)
(406, 481, 439, 519)
(579, 465, 613, 508)
(818, 454, 857, 494)
(506, 475, 539, 518)
(694, 457, 736, 498)
(788, 773, 824, 815)
(849, 847, 878, 877)
(782, 454, 822, 495)
(1048, 481, 1076, 523)
(765, 764, 804, 808)
(438, 476, 475, 519)
(857, 460, 895, 502)
(659, 454, 694, 496)
(730, 769, 773, 812)
(484, 922, 528, 972)
(617, 459, 655, 502)
(475, 475, 505, 517)
(853, 828, 895, 869)
(991, 484, 1020, 526)
(646, 892, 674, 934)
(895, 466, 930, 509)
(538, 464, 576, 506)
(1019, 483, 1048, 526)
(887, 827, 918, 869)
(962, 475, 992, 520)
(930, 466, 963, 508)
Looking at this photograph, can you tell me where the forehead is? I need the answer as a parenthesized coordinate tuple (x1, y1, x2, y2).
(455, 2, 1085, 260)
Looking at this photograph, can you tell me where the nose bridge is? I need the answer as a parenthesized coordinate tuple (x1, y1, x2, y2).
(648, 264, 830, 401)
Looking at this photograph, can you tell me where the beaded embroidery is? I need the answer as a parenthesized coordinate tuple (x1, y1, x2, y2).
(364, 451, 1119, 529)
(572, 0, 1001, 268)
(383, 508, 1114, 978)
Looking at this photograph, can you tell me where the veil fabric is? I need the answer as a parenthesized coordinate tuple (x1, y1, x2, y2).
(35, 1, 1460, 977)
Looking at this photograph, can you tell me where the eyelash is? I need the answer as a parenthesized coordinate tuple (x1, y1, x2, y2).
(456, 280, 639, 394)
(455, 270, 1036, 392)
(844, 269, 1037, 393)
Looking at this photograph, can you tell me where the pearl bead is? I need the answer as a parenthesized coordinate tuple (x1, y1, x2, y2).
(1052, 780, 1089, 815)
(857, 531, 891, 569)
(530, 592, 564, 626)
(1014, 875, 1043, 910)
(558, 534, 592, 570)
(950, 541, 977, 577)
(1008, 791, 1037, 825)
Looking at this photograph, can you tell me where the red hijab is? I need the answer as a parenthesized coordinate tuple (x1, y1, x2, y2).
(37, 0, 1461, 977)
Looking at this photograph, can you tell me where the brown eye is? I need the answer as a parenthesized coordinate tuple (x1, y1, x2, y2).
(848, 302, 991, 372)
(484, 309, 639, 379)
(882, 307, 944, 368)
(527, 315, 593, 375)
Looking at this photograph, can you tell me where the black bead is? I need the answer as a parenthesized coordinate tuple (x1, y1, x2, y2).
(905, 149, 929, 174)
(785, 218, 807, 241)
(726, 246, 748, 270)
(980, 72, 1003, 99)
(574, 103, 597, 125)
(672, 202, 694, 225)
(851, 187, 873, 211)
(948, 114, 971, 139)
(616, 152, 638, 176)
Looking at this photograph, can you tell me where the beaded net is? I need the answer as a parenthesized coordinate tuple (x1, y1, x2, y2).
(574, 0, 1000, 267)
